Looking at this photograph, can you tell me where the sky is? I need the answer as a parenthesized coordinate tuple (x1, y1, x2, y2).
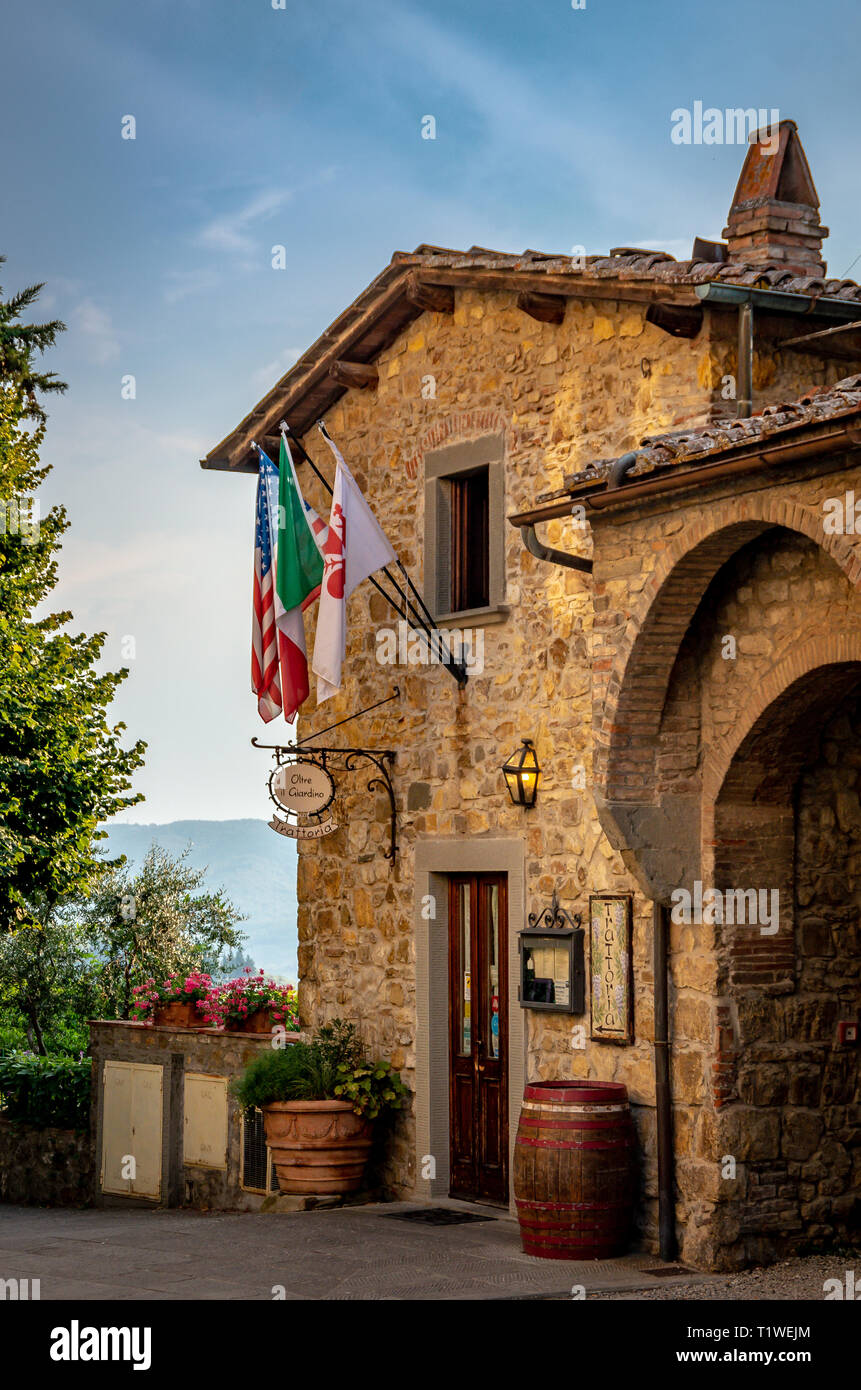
(2, 0, 860, 822)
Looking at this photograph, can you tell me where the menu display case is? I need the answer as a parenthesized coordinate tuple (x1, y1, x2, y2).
(518, 909, 585, 1015)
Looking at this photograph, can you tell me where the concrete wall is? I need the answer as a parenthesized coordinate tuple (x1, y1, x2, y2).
(89, 1022, 306, 1211)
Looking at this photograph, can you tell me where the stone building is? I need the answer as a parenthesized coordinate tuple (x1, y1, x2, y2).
(203, 121, 861, 1270)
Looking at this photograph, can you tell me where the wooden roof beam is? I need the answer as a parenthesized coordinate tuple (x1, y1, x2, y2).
(405, 272, 454, 314)
(645, 302, 704, 339)
(329, 360, 379, 389)
(516, 290, 566, 324)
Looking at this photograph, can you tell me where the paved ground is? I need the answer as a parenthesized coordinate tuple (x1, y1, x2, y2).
(0, 1201, 855, 1301)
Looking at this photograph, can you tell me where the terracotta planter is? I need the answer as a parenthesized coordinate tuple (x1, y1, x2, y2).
(153, 1001, 203, 1028)
(262, 1100, 373, 1195)
(228, 1008, 273, 1034)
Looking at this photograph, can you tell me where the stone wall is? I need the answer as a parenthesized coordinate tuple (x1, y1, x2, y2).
(295, 290, 722, 1242)
(587, 461, 861, 1267)
(0, 1117, 93, 1207)
(290, 284, 855, 1266)
(717, 695, 861, 1266)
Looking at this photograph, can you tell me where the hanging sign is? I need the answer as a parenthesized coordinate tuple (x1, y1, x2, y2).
(271, 759, 336, 816)
(589, 894, 633, 1044)
(269, 812, 338, 840)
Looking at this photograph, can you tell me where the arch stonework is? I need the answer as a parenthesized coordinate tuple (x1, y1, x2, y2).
(594, 493, 861, 803)
(702, 634, 861, 813)
(591, 490, 861, 900)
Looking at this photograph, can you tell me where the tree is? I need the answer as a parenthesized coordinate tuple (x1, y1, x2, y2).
(79, 844, 245, 1021)
(0, 270, 146, 932)
(208, 942, 257, 983)
(0, 915, 97, 1054)
(0, 257, 67, 421)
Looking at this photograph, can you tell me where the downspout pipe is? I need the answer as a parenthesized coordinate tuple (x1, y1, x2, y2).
(653, 899, 677, 1262)
(520, 523, 593, 573)
(737, 300, 754, 420)
(608, 450, 638, 488)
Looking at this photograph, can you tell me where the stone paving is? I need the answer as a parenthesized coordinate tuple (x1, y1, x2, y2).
(0, 1200, 725, 1301)
(2, 1201, 852, 1301)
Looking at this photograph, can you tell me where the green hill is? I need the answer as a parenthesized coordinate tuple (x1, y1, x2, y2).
(102, 819, 298, 981)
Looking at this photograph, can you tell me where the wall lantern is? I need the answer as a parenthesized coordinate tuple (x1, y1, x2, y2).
(502, 738, 541, 808)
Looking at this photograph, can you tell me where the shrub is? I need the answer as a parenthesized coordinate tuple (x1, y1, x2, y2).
(233, 1019, 408, 1120)
(0, 1051, 90, 1129)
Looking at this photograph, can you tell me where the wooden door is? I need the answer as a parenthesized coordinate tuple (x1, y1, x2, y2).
(449, 874, 508, 1204)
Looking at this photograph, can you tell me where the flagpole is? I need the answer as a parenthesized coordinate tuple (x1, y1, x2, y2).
(273, 425, 468, 687)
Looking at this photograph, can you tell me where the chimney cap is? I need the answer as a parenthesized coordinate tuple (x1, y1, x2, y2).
(730, 119, 819, 210)
(724, 121, 826, 276)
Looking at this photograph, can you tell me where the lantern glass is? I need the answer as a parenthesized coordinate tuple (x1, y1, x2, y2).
(501, 739, 541, 807)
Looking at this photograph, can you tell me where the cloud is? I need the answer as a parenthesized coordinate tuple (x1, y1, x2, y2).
(250, 348, 303, 394)
(163, 267, 222, 305)
(70, 298, 120, 363)
(197, 188, 292, 256)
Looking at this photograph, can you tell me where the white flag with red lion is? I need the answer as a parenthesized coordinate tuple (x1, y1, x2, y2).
(311, 435, 396, 703)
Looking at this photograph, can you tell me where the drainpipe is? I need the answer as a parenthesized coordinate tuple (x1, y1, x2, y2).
(608, 451, 638, 488)
(518, 451, 640, 570)
(737, 301, 754, 420)
(653, 899, 677, 1262)
(519, 523, 593, 573)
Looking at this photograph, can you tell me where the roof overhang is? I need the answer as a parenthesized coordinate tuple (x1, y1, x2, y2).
(200, 262, 707, 475)
(201, 246, 861, 478)
(509, 414, 861, 528)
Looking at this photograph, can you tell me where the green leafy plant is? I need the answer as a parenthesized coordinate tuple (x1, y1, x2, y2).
(333, 1057, 408, 1121)
(233, 1019, 408, 1120)
(0, 1050, 90, 1129)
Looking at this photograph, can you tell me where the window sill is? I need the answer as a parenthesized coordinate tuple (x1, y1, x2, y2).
(434, 604, 510, 629)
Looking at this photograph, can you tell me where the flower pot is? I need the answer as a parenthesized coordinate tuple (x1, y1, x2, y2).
(153, 1001, 203, 1028)
(229, 1008, 273, 1034)
(262, 1100, 373, 1195)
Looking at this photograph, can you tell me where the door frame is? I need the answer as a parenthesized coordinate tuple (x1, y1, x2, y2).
(414, 838, 525, 1211)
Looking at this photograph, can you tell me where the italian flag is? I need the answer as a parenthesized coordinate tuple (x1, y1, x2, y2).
(274, 436, 326, 722)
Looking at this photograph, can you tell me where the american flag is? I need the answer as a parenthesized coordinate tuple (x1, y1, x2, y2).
(251, 448, 282, 721)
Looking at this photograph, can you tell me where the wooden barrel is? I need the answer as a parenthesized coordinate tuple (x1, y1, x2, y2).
(513, 1079, 636, 1259)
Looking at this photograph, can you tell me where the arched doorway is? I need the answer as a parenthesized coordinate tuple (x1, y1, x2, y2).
(710, 667, 861, 1266)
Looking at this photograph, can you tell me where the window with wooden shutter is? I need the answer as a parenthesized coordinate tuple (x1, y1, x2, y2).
(450, 467, 489, 612)
(424, 435, 506, 623)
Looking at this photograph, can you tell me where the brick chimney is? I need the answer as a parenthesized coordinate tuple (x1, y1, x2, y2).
(722, 120, 828, 276)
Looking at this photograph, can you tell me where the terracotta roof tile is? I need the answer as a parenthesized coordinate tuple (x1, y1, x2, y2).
(398, 244, 861, 303)
(546, 374, 861, 500)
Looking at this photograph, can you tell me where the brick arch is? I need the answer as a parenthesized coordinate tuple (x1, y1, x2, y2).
(594, 494, 861, 803)
(703, 646, 861, 996)
(405, 409, 514, 478)
(702, 635, 861, 813)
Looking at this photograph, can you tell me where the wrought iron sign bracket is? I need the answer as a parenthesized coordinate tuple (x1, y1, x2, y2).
(252, 739, 399, 862)
(527, 889, 582, 933)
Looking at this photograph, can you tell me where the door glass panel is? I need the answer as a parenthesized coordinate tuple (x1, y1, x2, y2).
(487, 883, 500, 1059)
(459, 883, 471, 1056)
